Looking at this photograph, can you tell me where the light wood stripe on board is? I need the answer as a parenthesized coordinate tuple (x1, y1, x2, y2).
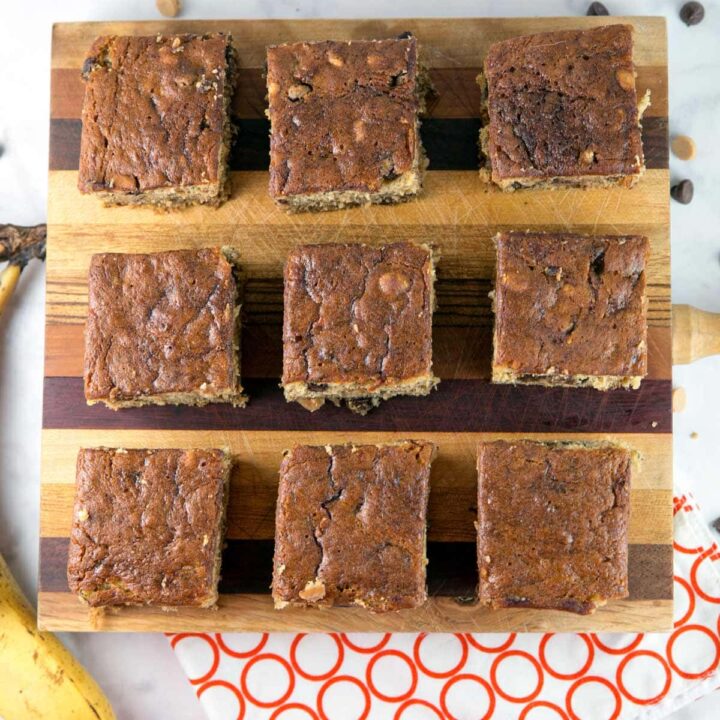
(50, 17, 669, 69)
(40, 429, 672, 488)
(47, 170, 670, 233)
(40, 480, 672, 544)
(37, 592, 674, 633)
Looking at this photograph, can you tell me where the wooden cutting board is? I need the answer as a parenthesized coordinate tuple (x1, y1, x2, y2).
(39, 16, 672, 633)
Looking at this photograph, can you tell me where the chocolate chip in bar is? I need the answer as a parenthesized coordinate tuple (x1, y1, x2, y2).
(671, 179, 694, 204)
(680, 2, 705, 26)
(713, 516, 720, 534)
(587, 2, 610, 15)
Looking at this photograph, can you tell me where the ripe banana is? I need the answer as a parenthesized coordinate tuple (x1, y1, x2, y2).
(0, 553, 115, 719)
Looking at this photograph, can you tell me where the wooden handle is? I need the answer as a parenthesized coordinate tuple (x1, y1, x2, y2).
(673, 304, 720, 364)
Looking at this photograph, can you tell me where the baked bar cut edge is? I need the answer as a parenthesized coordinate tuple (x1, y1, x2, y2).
(71, 448, 232, 610)
(491, 365, 644, 391)
(85, 36, 237, 209)
(476, 439, 636, 615)
(476, 36, 651, 191)
(272, 54, 431, 213)
(87, 246, 247, 410)
(282, 243, 439, 414)
(272, 440, 435, 612)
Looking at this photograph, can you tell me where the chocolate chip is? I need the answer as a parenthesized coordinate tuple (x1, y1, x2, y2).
(680, 2, 704, 25)
(587, 2, 609, 15)
(671, 179, 694, 204)
(390, 71, 408, 87)
(306, 383, 328, 392)
(591, 250, 606, 276)
(713, 516, 720, 533)
(0, 144, 4, 159)
(397, 31, 413, 39)
(81, 57, 95, 79)
(543, 266, 562, 278)
(586, 3, 610, 15)
(345, 397, 376, 414)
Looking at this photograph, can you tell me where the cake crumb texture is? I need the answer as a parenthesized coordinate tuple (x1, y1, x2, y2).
(477, 440, 632, 614)
(272, 441, 434, 612)
(67, 447, 230, 608)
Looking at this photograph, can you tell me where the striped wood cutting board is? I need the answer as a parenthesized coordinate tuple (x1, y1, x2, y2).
(39, 16, 672, 632)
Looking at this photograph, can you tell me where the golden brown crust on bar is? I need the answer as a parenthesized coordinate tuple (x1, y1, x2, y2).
(67, 448, 230, 608)
(281, 242, 438, 413)
(272, 441, 435, 612)
(78, 33, 235, 208)
(267, 35, 426, 211)
(477, 440, 632, 615)
(491, 231, 648, 388)
(480, 25, 645, 189)
(84, 247, 246, 408)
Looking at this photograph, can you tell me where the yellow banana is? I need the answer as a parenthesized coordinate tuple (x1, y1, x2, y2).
(0, 553, 115, 719)
(0, 263, 22, 316)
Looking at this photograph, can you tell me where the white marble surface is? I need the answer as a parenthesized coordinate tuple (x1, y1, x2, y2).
(0, 1, 718, 718)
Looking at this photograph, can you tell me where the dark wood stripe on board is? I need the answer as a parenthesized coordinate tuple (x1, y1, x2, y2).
(43, 376, 671, 433)
(39, 537, 673, 599)
(48, 117, 669, 172)
(51, 66, 668, 122)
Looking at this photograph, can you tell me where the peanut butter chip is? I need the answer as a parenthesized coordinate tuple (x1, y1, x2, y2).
(579, 148, 595, 165)
(171, 36, 182, 50)
(156, 0, 181, 17)
(671, 135, 696, 161)
(287, 83, 311, 101)
(298, 579, 326, 601)
(297, 397, 325, 412)
(672, 386, 687, 412)
(110, 173, 138, 191)
(353, 120, 366, 142)
(615, 69, 635, 92)
(379, 272, 410, 296)
(327, 51, 344, 67)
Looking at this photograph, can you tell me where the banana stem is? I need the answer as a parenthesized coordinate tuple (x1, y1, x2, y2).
(0, 263, 22, 318)
(0, 223, 46, 320)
